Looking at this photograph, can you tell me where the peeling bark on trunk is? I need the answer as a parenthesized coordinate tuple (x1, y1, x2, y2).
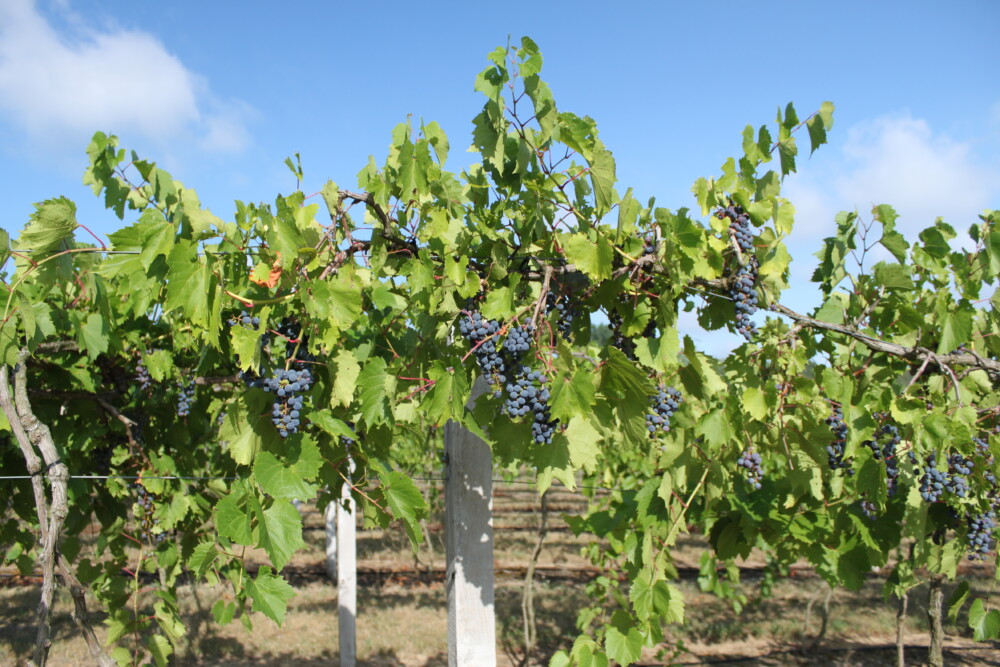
(0, 352, 116, 667)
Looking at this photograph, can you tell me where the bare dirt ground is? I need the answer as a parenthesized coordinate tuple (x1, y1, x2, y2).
(2, 481, 999, 666)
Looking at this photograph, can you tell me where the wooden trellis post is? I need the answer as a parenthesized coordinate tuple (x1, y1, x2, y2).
(444, 379, 496, 666)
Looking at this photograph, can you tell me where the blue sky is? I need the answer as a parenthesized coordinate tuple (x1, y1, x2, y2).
(1, 0, 998, 354)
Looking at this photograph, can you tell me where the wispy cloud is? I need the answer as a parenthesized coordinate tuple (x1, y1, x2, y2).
(785, 113, 1000, 243)
(0, 0, 250, 156)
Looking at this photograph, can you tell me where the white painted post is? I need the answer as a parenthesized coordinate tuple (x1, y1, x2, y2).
(445, 379, 496, 666)
(337, 458, 357, 667)
(324, 498, 337, 581)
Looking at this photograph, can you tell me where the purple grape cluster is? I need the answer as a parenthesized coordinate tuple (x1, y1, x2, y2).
(863, 417, 901, 496)
(503, 366, 557, 444)
(228, 310, 261, 329)
(502, 324, 535, 361)
(545, 291, 577, 341)
(608, 309, 637, 361)
(263, 368, 312, 438)
(973, 437, 997, 487)
(945, 453, 973, 498)
(458, 311, 506, 391)
(458, 312, 558, 444)
(176, 382, 195, 417)
(646, 387, 682, 435)
(918, 453, 948, 503)
(136, 353, 152, 391)
(730, 262, 759, 342)
(966, 510, 996, 561)
(737, 448, 763, 489)
(717, 202, 754, 254)
(825, 402, 853, 473)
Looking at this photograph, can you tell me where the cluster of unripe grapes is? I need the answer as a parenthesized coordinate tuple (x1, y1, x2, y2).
(134, 484, 167, 546)
(176, 382, 195, 417)
(737, 448, 764, 489)
(646, 387, 682, 435)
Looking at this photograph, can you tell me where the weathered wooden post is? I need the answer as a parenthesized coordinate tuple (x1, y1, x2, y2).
(338, 458, 357, 667)
(444, 379, 496, 666)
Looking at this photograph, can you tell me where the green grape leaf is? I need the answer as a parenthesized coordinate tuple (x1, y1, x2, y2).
(20, 197, 77, 253)
(230, 324, 263, 372)
(550, 366, 597, 422)
(378, 470, 428, 527)
(252, 497, 305, 571)
(78, 313, 110, 360)
(329, 349, 361, 408)
(564, 415, 600, 473)
(559, 232, 614, 280)
(215, 485, 253, 545)
(605, 611, 644, 665)
(947, 581, 970, 623)
(188, 542, 219, 577)
(969, 598, 1000, 641)
(146, 634, 173, 667)
(254, 451, 317, 500)
(589, 145, 617, 215)
(247, 566, 296, 626)
(357, 356, 394, 427)
(219, 394, 272, 466)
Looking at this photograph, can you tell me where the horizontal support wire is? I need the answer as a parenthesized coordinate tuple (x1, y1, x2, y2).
(0, 475, 238, 481)
(0, 474, 617, 492)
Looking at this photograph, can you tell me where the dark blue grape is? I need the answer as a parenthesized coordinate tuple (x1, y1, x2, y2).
(717, 203, 755, 255)
(228, 310, 261, 330)
(136, 353, 152, 392)
(729, 262, 759, 342)
(176, 382, 195, 417)
(262, 367, 313, 437)
(646, 387, 682, 436)
(863, 416, 901, 496)
(545, 291, 578, 342)
(737, 448, 763, 489)
(919, 453, 948, 503)
(966, 510, 996, 560)
(825, 402, 853, 474)
(859, 498, 878, 520)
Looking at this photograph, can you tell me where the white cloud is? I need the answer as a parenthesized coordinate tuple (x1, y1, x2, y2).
(0, 0, 250, 153)
(777, 113, 1000, 317)
(785, 113, 1000, 243)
